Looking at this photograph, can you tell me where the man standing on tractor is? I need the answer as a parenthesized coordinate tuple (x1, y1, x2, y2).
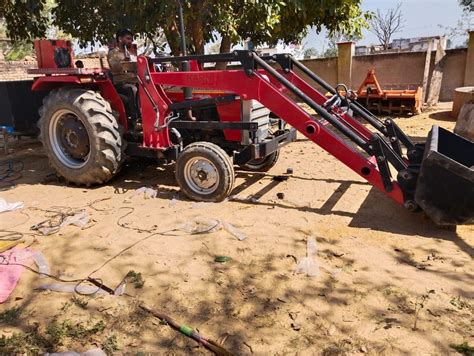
(107, 28, 139, 123)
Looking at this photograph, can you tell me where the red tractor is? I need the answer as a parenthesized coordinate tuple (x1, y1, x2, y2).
(28, 39, 473, 226)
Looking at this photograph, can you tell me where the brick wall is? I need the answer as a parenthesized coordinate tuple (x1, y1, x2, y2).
(0, 60, 37, 81)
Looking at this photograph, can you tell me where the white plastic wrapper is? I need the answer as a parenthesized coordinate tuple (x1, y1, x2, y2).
(126, 187, 158, 201)
(295, 237, 320, 277)
(0, 197, 23, 213)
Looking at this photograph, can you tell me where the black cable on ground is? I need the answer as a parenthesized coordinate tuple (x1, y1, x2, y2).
(0, 159, 24, 189)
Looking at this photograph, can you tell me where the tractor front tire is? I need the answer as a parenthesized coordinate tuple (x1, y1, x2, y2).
(175, 142, 235, 202)
(240, 150, 280, 172)
(38, 89, 125, 186)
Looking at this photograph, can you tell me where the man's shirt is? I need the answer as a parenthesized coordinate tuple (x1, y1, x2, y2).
(107, 47, 138, 84)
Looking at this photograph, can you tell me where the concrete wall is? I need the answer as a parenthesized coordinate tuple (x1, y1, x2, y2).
(349, 48, 467, 101)
(439, 49, 467, 101)
(353, 52, 426, 91)
(294, 57, 338, 94)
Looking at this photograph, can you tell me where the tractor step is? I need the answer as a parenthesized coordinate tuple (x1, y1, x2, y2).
(415, 125, 474, 225)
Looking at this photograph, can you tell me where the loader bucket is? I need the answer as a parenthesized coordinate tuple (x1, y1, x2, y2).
(414, 125, 474, 225)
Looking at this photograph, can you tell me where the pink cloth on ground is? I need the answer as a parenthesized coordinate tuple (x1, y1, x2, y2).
(0, 248, 35, 303)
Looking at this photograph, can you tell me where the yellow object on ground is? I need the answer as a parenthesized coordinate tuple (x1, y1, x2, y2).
(0, 240, 21, 254)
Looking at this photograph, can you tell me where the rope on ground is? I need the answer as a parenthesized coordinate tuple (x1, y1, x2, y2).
(0, 254, 107, 295)
(86, 197, 113, 211)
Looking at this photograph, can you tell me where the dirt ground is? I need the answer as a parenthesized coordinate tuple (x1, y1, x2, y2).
(0, 103, 473, 354)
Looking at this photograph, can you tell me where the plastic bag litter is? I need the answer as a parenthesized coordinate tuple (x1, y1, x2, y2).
(0, 248, 36, 303)
(179, 217, 247, 240)
(180, 217, 221, 234)
(169, 197, 179, 207)
(32, 252, 50, 278)
(127, 187, 157, 201)
(46, 348, 106, 356)
(0, 197, 23, 213)
(38, 211, 90, 235)
(61, 211, 89, 229)
(221, 221, 247, 241)
(321, 265, 342, 278)
(228, 194, 259, 203)
(36, 283, 110, 295)
(295, 237, 320, 277)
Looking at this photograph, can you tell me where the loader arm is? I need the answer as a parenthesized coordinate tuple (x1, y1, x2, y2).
(143, 52, 405, 205)
(144, 51, 473, 225)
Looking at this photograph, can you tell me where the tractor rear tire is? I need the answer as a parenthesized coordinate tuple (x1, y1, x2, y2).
(240, 150, 280, 172)
(38, 89, 125, 186)
(175, 142, 235, 202)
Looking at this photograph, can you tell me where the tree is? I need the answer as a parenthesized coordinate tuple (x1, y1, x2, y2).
(459, 0, 474, 12)
(439, 0, 473, 45)
(369, 3, 405, 50)
(0, 1, 47, 41)
(0, 0, 66, 60)
(321, 31, 362, 58)
(303, 47, 318, 58)
(1, 0, 371, 60)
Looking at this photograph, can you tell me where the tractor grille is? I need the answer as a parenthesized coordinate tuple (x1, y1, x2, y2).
(241, 100, 270, 144)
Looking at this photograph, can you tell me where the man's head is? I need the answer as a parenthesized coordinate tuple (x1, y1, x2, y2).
(116, 28, 134, 48)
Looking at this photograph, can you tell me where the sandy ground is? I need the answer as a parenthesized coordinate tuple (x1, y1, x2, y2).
(0, 103, 473, 354)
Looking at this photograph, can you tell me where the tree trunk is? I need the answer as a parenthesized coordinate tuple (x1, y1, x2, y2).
(188, 1, 205, 55)
(215, 35, 232, 70)
(190, 18, 205, 54)
(163, 22, 181, 56)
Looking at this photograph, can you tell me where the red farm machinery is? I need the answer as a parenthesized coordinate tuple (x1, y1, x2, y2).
(356, 69, 423, 115)
(27, 39, 473, 226)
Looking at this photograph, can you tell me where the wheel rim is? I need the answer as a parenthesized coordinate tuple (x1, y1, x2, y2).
(246, 156, 267, 167)
(183, 157, 219, 195)
(49, 109, 90, 169)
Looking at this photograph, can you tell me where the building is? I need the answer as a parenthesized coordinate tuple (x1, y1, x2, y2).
(247, 40, 304, 59)
(355, 36, 448, 56)
(391, 36, 447, 52)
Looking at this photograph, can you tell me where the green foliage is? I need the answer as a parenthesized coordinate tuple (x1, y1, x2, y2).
(102, 335, 120, 354)
(0, 0, 47, 41)
(321, 31, 362, 58)
(0, 306, 22, 325)
(1, 0, 369, 56)
(459, 0, 474, 12)
(4, 41, 34, 61)
(450, 342, 474, 356)
(303, 47, 318, 58)
(45, 319, 106, 347)
(450, 296, 472, 310)
(71, 295, 89, 309)
(0, 333, 42, 354)
(126, 270, 145, 288)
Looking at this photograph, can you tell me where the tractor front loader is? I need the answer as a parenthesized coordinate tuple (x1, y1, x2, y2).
(28, 43, 473, 226)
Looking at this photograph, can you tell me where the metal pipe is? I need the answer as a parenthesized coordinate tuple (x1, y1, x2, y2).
(290, 58, 387, 133)
(176, 0, 193, 109)
(253, 54, 370, 151)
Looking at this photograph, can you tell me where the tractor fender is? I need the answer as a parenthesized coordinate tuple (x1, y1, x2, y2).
(31, 76, 128, 131)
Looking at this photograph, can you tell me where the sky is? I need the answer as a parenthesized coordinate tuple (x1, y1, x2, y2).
(303, 0, 467, 52)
